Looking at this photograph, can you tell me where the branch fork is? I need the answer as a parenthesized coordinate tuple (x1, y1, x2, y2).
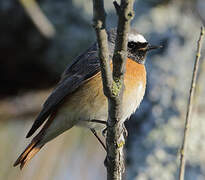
(92, 0, 134, 179)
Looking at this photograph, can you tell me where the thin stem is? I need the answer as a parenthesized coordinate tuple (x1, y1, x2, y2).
(179, 26, 205, 180)
(92, 0, 113, 98)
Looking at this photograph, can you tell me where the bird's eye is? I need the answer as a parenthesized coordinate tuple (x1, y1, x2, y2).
(128, 41, 136, 49)
(128, 41, 149, 50)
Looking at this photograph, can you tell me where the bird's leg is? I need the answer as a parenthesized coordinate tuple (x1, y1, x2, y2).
(89, 119, 107, 125)
(88, 119, 107, 137)
(102, 127, 107, 137)
(90, 128, 107, 151)
(102, 123, 128, 138)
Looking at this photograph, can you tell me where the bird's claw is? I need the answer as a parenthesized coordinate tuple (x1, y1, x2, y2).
(122, 124, 128, 138)
(102, 127, 107, 137)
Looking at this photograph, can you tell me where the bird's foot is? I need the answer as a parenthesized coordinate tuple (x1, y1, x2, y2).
(116, 123, 127, 148)
(102, 127, 107, 137)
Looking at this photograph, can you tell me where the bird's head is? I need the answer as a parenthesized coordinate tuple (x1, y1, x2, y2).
(108, 29, 161, 64)
(127, 29, 161, 64)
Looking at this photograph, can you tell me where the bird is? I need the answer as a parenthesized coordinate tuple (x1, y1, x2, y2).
(13, 28, 160, 169)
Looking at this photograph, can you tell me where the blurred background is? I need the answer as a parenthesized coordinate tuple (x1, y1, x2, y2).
(0, 0, 205, 179)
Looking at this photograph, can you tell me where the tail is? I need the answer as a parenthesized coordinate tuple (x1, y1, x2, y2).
(14, 111, 58, 169)
(13, 139, 44, 170)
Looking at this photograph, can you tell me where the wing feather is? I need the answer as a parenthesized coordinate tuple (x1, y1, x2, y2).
(26, 44, 101, 138)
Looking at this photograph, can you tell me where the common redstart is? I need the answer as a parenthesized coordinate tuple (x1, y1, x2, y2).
(14, 29, 160, 169)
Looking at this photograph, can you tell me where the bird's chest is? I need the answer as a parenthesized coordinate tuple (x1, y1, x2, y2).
(84, 58, 146, 120)
(122, 59, 146, 119)
(67, 58, 146, 125)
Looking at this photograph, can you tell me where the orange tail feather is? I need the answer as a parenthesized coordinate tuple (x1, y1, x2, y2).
(14, 112, 57, 169)
(13, 139, 43, 170)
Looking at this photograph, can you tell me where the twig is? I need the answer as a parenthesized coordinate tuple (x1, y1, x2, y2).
(19, 0, 55, 38)
(112, 0, 134, 83)
(179, 26, 205, 180)
(113, 1, 121, 16)
(194, 54, 205, 104)
(92, 0, 113, 97)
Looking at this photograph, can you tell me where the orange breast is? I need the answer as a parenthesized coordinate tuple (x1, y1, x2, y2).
(61, 58, 146, 125)
(124, 58, 146, 95)
(121, 58, 146, 119)
(65, 58, 146, 112)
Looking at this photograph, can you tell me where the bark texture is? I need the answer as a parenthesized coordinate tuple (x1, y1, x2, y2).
(92, 0, 134, 179)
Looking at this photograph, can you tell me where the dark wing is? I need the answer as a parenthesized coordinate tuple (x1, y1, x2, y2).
(26, 43, 101, 138)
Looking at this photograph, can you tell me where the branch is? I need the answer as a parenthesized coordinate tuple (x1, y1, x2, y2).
(92, 0, 113, 97)
(113, 1, 121, 16)
(92, 0, 134, 179)
(107, 0, 134, 179)
(19, 0, 56, 38)
(112, 0, 134, 92)
(179, 26, 205, 180)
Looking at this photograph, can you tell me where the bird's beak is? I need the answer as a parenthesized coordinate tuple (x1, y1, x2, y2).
(147, 44, 163, 51)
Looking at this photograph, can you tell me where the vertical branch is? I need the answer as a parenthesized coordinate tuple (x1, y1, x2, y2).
(112, 0, 134, 81)
(106, 0, 134, 180)
(92, 0, 113, 97)
(93, 0, 134, 179)
(93, 0, 133, 180)
(179, 26, 205, 180)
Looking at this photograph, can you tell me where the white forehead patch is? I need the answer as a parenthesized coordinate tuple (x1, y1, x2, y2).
(128, 34, 147, 43)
